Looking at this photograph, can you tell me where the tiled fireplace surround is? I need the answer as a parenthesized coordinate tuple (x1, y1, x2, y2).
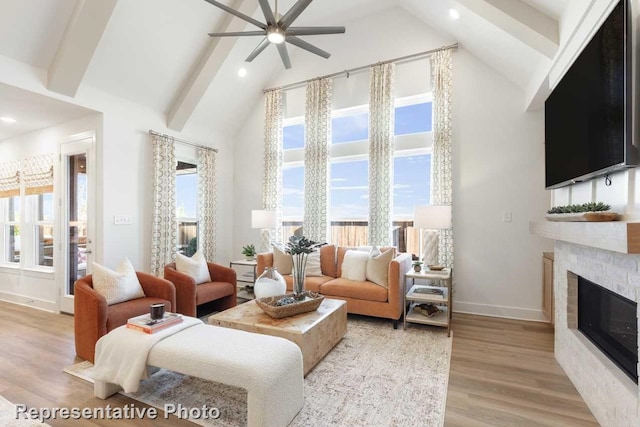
(552, 239, 639, 426)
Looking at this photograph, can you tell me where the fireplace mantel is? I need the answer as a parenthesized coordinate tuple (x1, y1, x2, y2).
(530, 220, 640, 254)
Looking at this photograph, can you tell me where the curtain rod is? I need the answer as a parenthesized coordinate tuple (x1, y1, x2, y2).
(263, 43, 458, 94)
(148, 130, 218, 153)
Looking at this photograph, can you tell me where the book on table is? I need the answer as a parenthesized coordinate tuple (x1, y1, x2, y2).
(126, 312, 183, 334)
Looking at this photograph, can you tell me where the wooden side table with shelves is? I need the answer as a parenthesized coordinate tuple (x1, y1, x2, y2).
(230, 259, 257, 301)
(404, 268, 453, 336)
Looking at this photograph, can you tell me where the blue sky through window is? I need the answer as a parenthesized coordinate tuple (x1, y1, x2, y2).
(282, 100, 432, 221)
(176, 173, 197, 218)
(330, 159, 369, 220)
(283, 166, 304, 219)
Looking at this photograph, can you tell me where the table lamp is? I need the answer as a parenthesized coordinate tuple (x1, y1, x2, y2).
(251, 210, 278, 253)
(413, 205, 452, 266)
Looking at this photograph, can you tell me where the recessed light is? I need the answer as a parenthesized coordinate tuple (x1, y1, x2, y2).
(449, 9, 460, 20)
(238, 67, 248, 78)
(0, 116, 16, 124)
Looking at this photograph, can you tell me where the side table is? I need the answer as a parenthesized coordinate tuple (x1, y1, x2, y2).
(404, 268, 453, 336)
(230, 259, 258, 300)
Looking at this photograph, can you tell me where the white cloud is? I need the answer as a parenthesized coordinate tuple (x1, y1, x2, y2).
(282, 187, 304, 196)
(332, 185, 368, 191)
(331, 178, 347, 182)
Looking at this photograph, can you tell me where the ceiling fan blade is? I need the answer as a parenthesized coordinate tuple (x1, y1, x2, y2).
(208, 31, 266, 37)
(286, 36, 330, 59)
(286, 26, 346, 36)
(246, 38, 270, 62)
(258, 0, 276, 26)
(278, 0, 312, 29)
(277, 43, 292, 69)
(203, 0, 266, 29)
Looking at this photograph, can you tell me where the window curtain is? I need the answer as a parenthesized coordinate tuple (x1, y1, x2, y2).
(263, 89, 284, 247)
(368, 63, 396, 246)
(197, 148, 217, 261)
(150, 134, 177, 277)
(0, 160, 20, 198)
(303, 78, 332, 243)
(23, 154, 54, 195)
(431, 49, 454, 267)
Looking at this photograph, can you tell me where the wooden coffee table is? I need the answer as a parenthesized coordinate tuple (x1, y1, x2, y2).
(209, 298, 347, 375)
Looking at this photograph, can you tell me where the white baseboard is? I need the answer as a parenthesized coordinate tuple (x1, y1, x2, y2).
(453, 301, 548, 322)
(0, 291, 58, 313)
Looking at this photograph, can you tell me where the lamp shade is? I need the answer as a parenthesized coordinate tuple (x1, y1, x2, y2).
(413, 205, 452, 229)
(251, 210, 278, 229)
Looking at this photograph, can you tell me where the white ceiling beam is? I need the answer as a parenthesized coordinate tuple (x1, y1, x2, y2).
(456, 0, 559, 59)
(47, 0, 118, 97)
(167, 0, 259, 132)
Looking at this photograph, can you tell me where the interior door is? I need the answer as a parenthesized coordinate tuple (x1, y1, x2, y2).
(59, 135, 95, 314)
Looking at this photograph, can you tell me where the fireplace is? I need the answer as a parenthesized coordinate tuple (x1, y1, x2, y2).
(578, 275, 638, 383)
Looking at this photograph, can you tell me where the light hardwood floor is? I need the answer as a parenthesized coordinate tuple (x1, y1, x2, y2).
(0, 302, 598, 426)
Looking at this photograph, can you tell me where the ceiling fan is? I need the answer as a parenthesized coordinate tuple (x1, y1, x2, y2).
(204, 0, 345, 69)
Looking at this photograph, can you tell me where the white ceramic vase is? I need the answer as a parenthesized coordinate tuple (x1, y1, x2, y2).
(254, 267, 286, 299)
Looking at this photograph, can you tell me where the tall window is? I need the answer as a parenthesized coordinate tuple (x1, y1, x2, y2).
(282, 94, 432, 253)
(176, 161, 198, 256)
(5, 196, 20, 263)
(34, 193, 54, 267)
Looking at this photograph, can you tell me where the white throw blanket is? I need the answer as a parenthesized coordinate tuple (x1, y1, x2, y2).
(92, 316, 202, 393)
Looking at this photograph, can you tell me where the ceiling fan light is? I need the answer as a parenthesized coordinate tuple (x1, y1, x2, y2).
(267, 28, 285, 44)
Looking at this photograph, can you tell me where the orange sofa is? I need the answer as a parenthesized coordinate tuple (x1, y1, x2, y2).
(257, 245, 412, 327)
(74, 272, 176, 363)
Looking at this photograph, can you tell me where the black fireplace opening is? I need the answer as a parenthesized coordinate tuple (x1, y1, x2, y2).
(578, 276, 638, 383)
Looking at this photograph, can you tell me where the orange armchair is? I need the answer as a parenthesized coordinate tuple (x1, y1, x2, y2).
(164, 262, 237, 317)
(74, 272, 176, 363)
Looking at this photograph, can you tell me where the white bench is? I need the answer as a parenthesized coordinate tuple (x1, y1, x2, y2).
(94, 324, 304, 427)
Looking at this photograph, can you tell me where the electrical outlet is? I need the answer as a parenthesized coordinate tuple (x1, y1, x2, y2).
(114, 215, 132, 225)
(503, 211, 512, 222)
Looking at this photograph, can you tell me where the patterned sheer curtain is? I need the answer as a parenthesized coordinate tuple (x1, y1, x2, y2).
(197, 148, 217, 261)
(23, 154, 54, 195)
(0, 160, 20, 198)
(303, 78, 332, 242)
(368, 63, 395, 246)
(263, 89, 284, 247)
(431, 49, 454, 267)
(150, 134, 177, 277)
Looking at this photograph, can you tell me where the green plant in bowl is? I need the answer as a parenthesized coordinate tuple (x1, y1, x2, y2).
(242, 244, 256, 260)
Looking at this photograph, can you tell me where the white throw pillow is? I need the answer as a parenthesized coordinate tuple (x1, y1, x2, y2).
(341, 250, 370, 281)
(92, 258, 145, 305)
(366, 248, 394, 288)
(304, 252, 323, 277)
(357, 246, 380, 257)
(272, 245, 293, 275)
(175, 251, 212, 284)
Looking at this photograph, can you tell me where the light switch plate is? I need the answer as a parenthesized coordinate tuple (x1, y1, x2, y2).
(114, 215, 132, 225)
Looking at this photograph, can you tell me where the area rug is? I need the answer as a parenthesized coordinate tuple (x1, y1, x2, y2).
(0, 396, 51, 427)
(65, 316, 452, 426)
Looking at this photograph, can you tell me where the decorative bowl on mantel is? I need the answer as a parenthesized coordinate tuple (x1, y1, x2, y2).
(544, 212, 619, 222)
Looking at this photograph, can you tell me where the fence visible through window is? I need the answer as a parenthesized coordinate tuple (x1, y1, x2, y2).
(281, 221, 420, 256)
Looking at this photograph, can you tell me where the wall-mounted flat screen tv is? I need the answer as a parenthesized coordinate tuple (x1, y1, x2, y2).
(544, 0, 637, 189)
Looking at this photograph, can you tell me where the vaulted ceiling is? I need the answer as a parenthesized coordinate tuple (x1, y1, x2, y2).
(0, 0, 576, 140)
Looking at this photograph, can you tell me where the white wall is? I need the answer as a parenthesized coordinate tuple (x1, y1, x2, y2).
(0, 57, 236, 313)
(233, 7, 552, 321)
(453, 51, 552, 320)
(0, 113, 101, 312)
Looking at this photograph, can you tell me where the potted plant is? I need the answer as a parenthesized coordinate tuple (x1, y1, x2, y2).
(242, 244, 256, 260)
(546, 202, 618, 222)
(412, 260, 423, 272)
(285, 234, 326, 300)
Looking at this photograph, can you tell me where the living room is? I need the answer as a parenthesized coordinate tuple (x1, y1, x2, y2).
(0, 0, 633, 426)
